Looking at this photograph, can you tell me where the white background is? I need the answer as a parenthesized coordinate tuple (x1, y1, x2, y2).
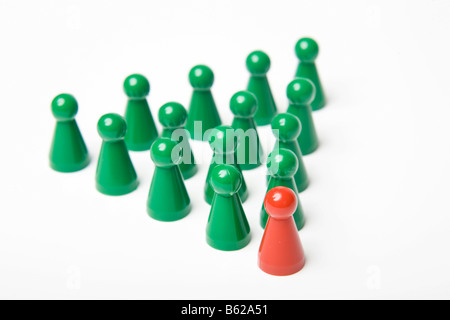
(0, 0, 449, 300)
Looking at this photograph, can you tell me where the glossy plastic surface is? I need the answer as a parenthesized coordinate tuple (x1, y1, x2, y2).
(230, 91, 264, 170)
(246, 51, 277, 126)
(295, 38, 326, 111)
(204, 126, 248, 205)
(287, 78, 319, 155)
(186, 65, 222, 141)
(96, 113, 138, 196)
(258, 186, 306, 276)
(123, 74, 159, 151)
(206, 165, 251, 251)
(159, 102, 198, 180)
(49, 94, 90, 173)
(261, 149, 305, 230)
(271, 113, 309, 192)
(147, 138, 191, 221)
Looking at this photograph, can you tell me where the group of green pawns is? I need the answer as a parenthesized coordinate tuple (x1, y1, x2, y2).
(49, 38, 326, 261)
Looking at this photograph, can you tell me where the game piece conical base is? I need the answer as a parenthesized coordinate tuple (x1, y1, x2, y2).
(207, 193, 251, 251)
(233, 117, 264, 170)
(296, 63, 326, 111)
(287, 104, 319, 156)
(96, 140, 139, 196)
(147, 166, 191, 222)
(124, 99, 159, 151)
(50, 120, 90, 173)
(247, 76, 277, 126)
(186, 90, 222, 141)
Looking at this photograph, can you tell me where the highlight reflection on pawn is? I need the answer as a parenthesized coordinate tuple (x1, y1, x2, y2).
(96, 113, 138, 196)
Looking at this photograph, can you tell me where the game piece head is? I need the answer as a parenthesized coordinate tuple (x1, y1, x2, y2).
(189, 65, 214, 89)
(264, 186, 298, 219)
(295, 38, 319, 63)
(267, 148, 299, 178)
(230, 91, 258, 118)
(208, 125, 238, 154)
(51, 94, 78, 121)
(97, 113, 127, 141)
(158, 102, 187, 129)
(123, 74, 150, 98)
(211, 164, 242, 196)
(246, 51, 271, 75)
(287, 78, 316, 105)
(272, 113, 301, 141)
(150, 138, 181, 167)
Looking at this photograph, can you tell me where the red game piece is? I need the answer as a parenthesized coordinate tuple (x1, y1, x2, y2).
(258, 186, 306, 276)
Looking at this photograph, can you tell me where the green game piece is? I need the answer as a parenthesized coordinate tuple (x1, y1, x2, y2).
(261, 149, 305, 231)
(147, 138, 191, 222)
(186, 65, 222, 141)
(206, 164, 251, 251)
(271, 113, 309, 192)
(230, 91, 264, 170)
(49, 94, 90, 173)
(295, 38, 326, 111)
(246, 51, 278, 126)
(287, 78, 319, 155)
(204, 126, 248, 205)
(159, 102, 198, 180)
(123, 74, 159, 151)
(96, 113, 139, 196)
